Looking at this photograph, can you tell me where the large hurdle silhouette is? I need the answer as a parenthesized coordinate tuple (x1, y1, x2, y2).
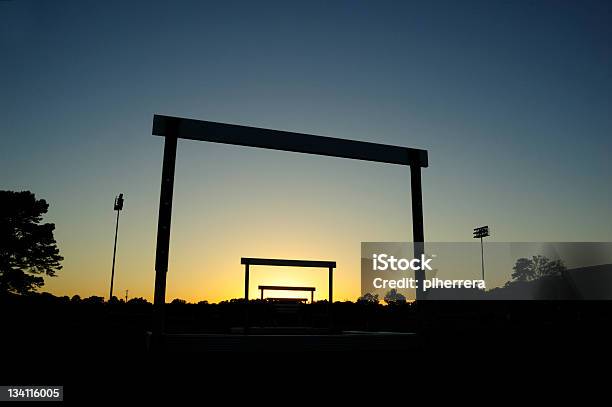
(151, 114, 428, 337)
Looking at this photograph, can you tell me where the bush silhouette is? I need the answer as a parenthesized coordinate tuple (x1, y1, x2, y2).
(384, 289, 406, 305)
(357, 293, 379, 304)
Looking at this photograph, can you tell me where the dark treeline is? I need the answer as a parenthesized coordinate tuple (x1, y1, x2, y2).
(3, 291, 612, 355)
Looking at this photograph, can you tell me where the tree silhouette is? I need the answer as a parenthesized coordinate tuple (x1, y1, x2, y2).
(82, 296, 104, 305)
(357, 293, 379, 304)
(384, 289, 406, 305)
(0, 191, 63, 294)
(127, 297, 149, 305)
(511, 255, 566, 282)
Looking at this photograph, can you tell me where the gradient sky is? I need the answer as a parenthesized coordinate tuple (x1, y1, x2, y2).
(1, 0, 611, 302)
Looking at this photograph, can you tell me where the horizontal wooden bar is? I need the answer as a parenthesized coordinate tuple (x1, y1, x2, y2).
(241, 257, 336, 268)
(258, 285, 316, 291)
(153, 114, 428, 167)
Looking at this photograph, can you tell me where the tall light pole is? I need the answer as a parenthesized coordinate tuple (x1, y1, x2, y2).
(109, 193, 124, 300)
(473, 226, 490, 281)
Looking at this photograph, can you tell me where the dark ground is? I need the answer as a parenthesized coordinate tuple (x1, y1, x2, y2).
(1, 292, 609, 402)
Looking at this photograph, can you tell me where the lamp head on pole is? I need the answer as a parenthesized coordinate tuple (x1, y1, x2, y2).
(474, 226, 490, 239)
(114, 193, 124, 211)
(473, 226, 490, 239)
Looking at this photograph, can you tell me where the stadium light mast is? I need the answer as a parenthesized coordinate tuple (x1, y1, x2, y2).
(473, 226, 490, 281)
(109, 193, 124, 300)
